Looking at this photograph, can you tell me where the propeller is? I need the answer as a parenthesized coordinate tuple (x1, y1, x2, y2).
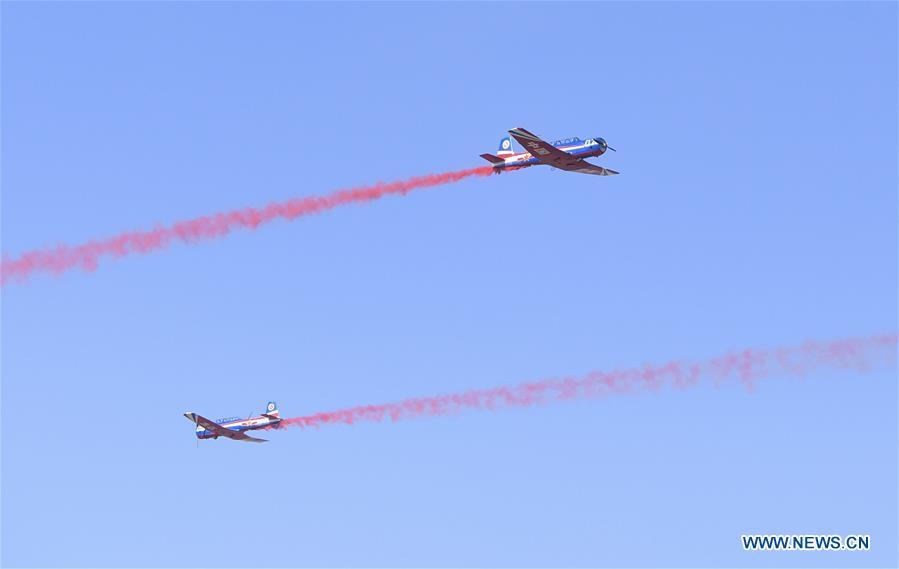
(597, 138, 616, 152)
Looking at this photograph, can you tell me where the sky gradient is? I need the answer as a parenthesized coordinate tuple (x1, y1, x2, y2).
(2, 2, 897, 567)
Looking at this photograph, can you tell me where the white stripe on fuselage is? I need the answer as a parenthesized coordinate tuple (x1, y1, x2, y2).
(222, 417, 272, 428)
(502, 142, 595, 166)
(196, 416, 276, 433)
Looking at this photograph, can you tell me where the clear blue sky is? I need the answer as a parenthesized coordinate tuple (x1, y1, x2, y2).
(2, 2, 896, 567)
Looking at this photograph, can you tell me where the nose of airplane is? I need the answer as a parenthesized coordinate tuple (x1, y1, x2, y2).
(597, 138, 616, 152)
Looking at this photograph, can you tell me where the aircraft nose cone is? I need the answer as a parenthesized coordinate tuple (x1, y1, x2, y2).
(597, 138, 615, 152)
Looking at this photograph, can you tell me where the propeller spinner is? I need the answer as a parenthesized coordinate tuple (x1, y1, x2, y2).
(597, 137, 616, 152)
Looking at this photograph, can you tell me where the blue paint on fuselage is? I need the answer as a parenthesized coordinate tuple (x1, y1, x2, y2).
(509, 141, 607, 169)
(196, 417, 282, 439)
(196, 422, 275, 439)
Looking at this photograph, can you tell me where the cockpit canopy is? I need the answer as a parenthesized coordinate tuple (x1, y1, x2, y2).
(552, 136, 583, 146)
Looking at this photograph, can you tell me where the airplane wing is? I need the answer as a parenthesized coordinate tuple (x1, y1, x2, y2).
(508, 127, 618, 176)
(226, 430, 268, 443)
(565, 162, 620, 176)
(184, 412, 269, 443)
(229, 432, 268, 443)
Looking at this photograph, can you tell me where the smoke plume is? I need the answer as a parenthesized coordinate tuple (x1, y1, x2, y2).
(274, 333, 897, 431)
(1, 165, 495, 285)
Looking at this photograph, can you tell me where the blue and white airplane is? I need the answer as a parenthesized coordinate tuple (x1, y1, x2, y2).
(480, 127, 619, 176)
(184, 401, 282, 443)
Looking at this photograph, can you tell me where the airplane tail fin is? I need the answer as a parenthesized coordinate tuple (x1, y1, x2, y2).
(480, 153, 505, 165)
(262, 401, 280, 419)
(497, 135, 514, 156)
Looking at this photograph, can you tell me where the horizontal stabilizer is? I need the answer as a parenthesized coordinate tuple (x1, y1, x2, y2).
(480, 153, 505, 165)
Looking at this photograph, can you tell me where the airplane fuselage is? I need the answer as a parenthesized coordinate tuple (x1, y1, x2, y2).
(195, 414, 281, 439)
(496, 137, 608, 171)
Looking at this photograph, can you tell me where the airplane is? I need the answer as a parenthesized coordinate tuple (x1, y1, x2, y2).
(183, 401, 282, 443)
(480, 127, 619, 176)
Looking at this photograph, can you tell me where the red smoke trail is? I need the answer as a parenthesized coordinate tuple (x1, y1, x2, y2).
(1, 165, 495, 285)
(273, 333, 897, 432)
